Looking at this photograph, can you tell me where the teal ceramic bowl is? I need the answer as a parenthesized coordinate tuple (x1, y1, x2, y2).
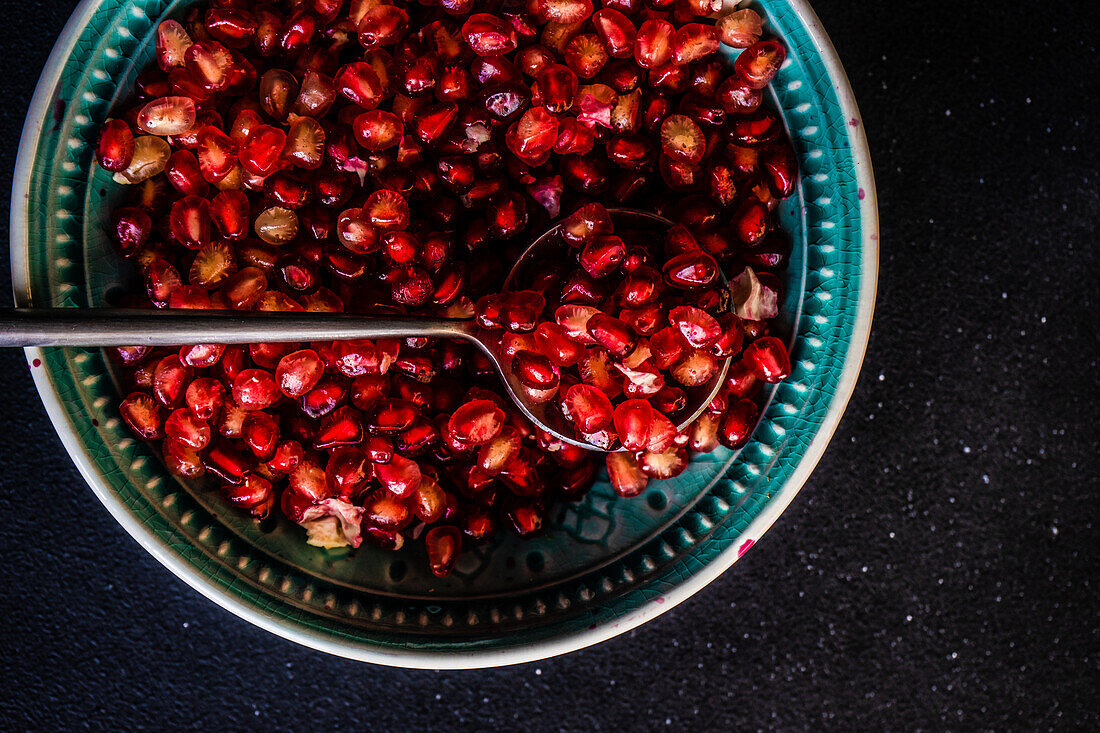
(11, 0, 877, 667)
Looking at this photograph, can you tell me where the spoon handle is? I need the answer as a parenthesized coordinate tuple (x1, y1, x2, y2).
(0, 308, 478, 347)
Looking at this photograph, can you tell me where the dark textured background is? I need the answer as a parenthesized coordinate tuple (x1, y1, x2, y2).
(1, 1, 1097, 730)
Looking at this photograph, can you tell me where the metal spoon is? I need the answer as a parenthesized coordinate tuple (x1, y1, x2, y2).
(0, 208, 730, 451)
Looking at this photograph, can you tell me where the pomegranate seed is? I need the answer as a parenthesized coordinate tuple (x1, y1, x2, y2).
(152, 356, 191, 407)
(242, 411, 280, 459)
(606, 452, 647, 497)
(512, 350, 560, 390)
(461, 13, 517, 57)
(168, 195, 210, 249)
(239, 124, 287, 175)
(562, 383, 613, 433)
(156, 19, 192, 71)
(717, 8, 763, 48)
(254, 206, 299, 245)
(97, 119, 135, 172)
(364, 189, 409, 231)
(733, 197, 769, 245)
(719, 398, 759, 449)
(735, 40, 787, 89)
(587, 313, 635, 357)
(671, 23, 719, 66)
(448, 400, 505, 445)
(164, 438, 205, 478)
(353, 109, 403, 151)
(275, 349, 324, 398)
(536, 64, 578, 114)
(671, 348, 720, 387)
(563, 33, 608, 79)
(742, 336, 791, 383)
(136, 96, 196, 136)
(374, 453, 422, 498)
(315, 405, 364, 449)
(634, 19, 674, 69)
(334, 61, 383, 107)
(113, 135, 170, 184)
(233, 368, 280, 410)
(423, 525, 461, 577)
(669, 305, 722, 348)
(660, 114, 705, 164)
(110, 207, 151, 256)
(578, 235, 626, 278)
(289, 459, 331, 500)
(592, 9, 636, 59)
(120, 392, 165, 440)
(357, 4, 408, 49)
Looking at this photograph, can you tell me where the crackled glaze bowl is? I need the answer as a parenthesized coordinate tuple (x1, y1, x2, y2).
(11, 0, 877, 667)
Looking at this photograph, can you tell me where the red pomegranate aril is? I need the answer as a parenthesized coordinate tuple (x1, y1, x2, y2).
(137, 96, 197, 136)
(334, 61, 383, 107)
(314, 405, 364, 449)
(165, 150, 208, 196)
(289, 459, 330, 501)
(719, 398, 759, 449)
(671, 348, 721, 388)
(587, 313, 635, 358)
(561, 202, 612, 247)
(111, 207, 151, 256)
(461, 13, 517, 57)
(732, 197, 769, 245)
(357, 4, 408, 49)
(536, 64, 579, 114)
(660, 114, 705, 165)
(512, 350, 560, 390)
(579, 235, 626, 279)
(203, 441, 250, 485)
(639, 447, 688, 479)
(502, 497, 543, 536)
(353, 109, 403, 151)
(367, 399, 420, 435)
(448, 400, 505, 446)
(239, 124, 287, 175)
(591, 8, 636, 58)
(669, 305, 722, 349)
(424, 525, 461, 577)
(233, 368, 279, 411)
(671, 23, 719, 66)
(562, 383, 613, 433)
(242, 411, 280, 459)
(266, 439, 303, 475)
(563, 33, 609, 79)
(364, 189, 409, 231)
(152, 356, 191, 408)
(374, 453, 422, 498)
(163, 438, 205, 478)
(534, 322, 584, 367)
(634, 19, 673, 69)
(606, 451, 647, 497)
(97, 119, 135, 172)
(120, 392, 165, 440)
(169, 195, 210, 249)
(611, 399, 650, 451)
(184, 378, 225, 422)
(275, 349, 323, 398)
(742, 336, 791, 383)
(717, 8, 763, 48)
(761, 143, 798, 198)
(735, 39, 787, 89)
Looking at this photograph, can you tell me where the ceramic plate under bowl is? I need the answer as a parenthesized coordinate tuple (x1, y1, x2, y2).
(11, 0, 877, 668)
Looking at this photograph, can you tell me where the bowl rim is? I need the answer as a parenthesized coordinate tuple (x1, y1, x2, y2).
(10, 0, 878, 669)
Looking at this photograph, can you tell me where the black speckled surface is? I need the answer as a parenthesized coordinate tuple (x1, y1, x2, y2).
(1, 1, 1097, 729)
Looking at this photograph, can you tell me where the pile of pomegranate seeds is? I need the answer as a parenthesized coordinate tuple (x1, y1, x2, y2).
(100, 0, 795, 577)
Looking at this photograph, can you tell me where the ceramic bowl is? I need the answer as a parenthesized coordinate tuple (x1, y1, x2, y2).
(10, 0, 877, 668)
